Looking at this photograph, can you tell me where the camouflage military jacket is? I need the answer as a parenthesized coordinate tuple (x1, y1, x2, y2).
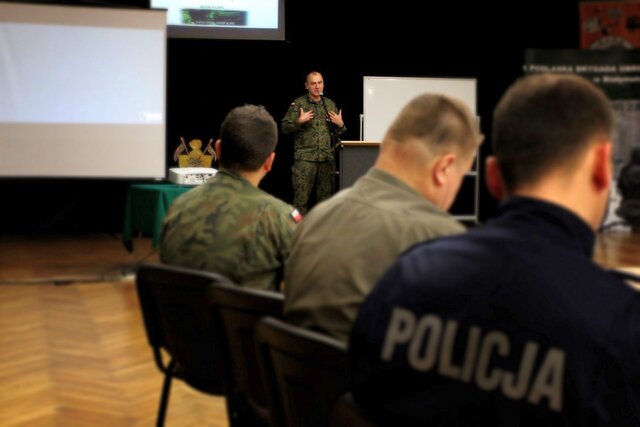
(159, 169, 298, 291)
(282, 94, 347, 162)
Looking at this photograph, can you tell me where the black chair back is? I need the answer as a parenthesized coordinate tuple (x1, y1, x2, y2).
(136, 263, 232, 426)
(256, 316, 348, 427)
(331, 392, 377, 427)
(210, 284, 284, 425)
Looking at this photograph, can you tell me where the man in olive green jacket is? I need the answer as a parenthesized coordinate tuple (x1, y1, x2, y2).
(284, 94, 482, 342)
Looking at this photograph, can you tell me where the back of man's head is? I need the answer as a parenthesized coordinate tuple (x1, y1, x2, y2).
(384, 93, 479, 159)
(492, 73, 615, 193)
(219, 104, 278, 172)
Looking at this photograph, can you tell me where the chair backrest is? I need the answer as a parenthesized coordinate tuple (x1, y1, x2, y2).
(330, 392, 377, 427)
(256, 316, 349, 427)
(209, 284, 284, 422)
(136, 262, 232, 394)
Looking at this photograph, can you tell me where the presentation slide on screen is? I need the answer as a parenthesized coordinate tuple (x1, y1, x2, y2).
(152, 0, 278, 29)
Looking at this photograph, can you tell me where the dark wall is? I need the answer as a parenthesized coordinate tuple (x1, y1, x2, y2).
(0, 0, 579, 233)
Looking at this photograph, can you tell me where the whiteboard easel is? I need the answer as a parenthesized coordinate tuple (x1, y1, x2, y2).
(362, 76, 476, 141)
(361, 76, 479, 223)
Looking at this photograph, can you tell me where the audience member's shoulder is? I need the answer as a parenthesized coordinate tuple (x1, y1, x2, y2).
(262, 195, 302, 225)
(394, 225, 487, 270)
(411, 213, 466, 236)
(295, 191, 346, 226)
(601, 267, 640, 297)
(168, 183, 204, 209)
(309, 190, 345, 213)
(613, 268, 640, 292)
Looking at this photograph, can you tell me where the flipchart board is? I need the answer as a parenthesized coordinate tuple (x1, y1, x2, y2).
(363, 76, 477, 140)
(355, 76, 479, 222)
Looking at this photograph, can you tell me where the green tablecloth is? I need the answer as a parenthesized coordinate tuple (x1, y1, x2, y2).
(123, 183, 193, 251)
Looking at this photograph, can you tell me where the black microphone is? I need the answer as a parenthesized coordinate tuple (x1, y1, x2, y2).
(319, 92, 341, 153)
(320, 92, 331, 123)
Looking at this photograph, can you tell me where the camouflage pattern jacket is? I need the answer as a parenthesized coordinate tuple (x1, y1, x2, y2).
(282, 94, 347, 162)
(159, 169, 298, 291)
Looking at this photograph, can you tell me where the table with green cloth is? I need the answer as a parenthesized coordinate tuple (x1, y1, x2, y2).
(123, 183, 193, 252)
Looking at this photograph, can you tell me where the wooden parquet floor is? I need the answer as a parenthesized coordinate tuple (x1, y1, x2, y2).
(0, 230, 638, 426)
(594, 229, 640, 271)
(0, 234, 228, 427)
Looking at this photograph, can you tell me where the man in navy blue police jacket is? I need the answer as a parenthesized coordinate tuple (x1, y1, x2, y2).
(349, 73, 640, 426)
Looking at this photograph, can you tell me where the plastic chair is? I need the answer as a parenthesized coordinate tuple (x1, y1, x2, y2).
(256, 316, 348, 427)
(209, 283, 284, 426)
(331, 392, 377, 427)
(135, 263, 232, 427)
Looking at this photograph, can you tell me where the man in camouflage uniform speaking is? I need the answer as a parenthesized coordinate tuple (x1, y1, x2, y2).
(282, 71, 347, 214)
(160, 105, 300, 292)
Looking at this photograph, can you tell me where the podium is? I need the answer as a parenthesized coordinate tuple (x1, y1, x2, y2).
(336, 140, 480, 223)
(337, 141, 380, 190)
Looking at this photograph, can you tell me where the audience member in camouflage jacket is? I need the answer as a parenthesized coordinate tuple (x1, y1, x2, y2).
(160, 105, 300, 291)
(282, 71, 346, 214)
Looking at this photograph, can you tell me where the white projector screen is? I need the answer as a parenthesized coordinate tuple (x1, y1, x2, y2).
(151, 0, 284, 40)
(0, 3, 167, 179)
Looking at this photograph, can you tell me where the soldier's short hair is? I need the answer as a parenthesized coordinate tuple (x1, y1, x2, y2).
(306, 70, 322, 82)
(493, 73, 614, 192)
(385, 93, 480, 159)
(219, 104, 278, 172)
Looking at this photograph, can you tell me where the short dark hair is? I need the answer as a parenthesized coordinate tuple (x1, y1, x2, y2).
(493, 73, 615, 192)
(219, 104, 278, 172)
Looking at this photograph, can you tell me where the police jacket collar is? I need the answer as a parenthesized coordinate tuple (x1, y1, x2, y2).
(494, 196, 595, 258)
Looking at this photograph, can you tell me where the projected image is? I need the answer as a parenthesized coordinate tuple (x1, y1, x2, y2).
(154, 0, 277, 29)
(182, 10, 247, 26)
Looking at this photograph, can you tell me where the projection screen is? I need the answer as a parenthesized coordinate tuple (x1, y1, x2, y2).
(0, 3, 167, 178)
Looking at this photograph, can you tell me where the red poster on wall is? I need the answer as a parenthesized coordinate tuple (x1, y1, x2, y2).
(580, 1, 640, 49)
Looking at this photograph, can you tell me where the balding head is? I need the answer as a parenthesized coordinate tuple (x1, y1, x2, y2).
(376, 93, 482, 210)
(384, 94, 480, 158)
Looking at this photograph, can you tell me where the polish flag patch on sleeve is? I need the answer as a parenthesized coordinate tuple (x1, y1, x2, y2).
(291, 209, 302, 223)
